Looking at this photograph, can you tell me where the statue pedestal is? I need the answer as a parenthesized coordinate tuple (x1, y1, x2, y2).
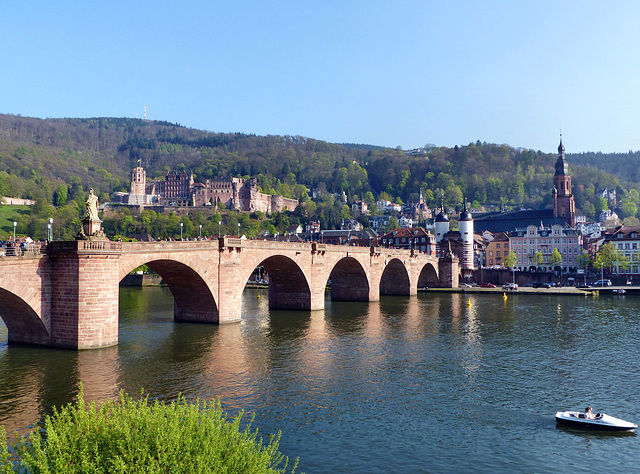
(78, 218, 106, 241)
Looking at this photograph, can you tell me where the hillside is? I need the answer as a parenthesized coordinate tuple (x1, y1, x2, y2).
(0, 113, 638, 240)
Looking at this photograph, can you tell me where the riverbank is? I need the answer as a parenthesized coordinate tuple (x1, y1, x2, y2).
(423, 286, 637, 296)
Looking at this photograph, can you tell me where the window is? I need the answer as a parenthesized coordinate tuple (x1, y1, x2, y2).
(496, 243, 500, 248)
(489, 251, 493, 256)
(496, 251, 500, 257)
(625, 243, 630, 249)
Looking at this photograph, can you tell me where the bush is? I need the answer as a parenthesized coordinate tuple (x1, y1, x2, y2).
(0, 389, 297, 473)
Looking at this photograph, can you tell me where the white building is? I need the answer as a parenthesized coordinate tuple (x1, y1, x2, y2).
(399, 216, 413, 228)
(509, 224, 583, 272)
(376, 200, 402, 214)
(604, 226, 640, 275)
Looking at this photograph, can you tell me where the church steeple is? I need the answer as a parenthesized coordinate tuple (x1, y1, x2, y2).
(552, 134, 575, 227)
(555, 134, 569, 176)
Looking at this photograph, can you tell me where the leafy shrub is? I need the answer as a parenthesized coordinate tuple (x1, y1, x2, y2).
(0, 389, 297, 473)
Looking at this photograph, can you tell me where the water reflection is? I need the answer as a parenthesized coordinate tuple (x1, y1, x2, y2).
(1, 289, 640, 471)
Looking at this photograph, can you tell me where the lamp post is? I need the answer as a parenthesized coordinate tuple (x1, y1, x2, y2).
(237, 222, 241, 237)
(49, 218, 54, 241)
(13, 221, 17, 242)
(199, 224, 202, 239)
(180, 222, 183, 240)
(218, 221, 222, 237)
(47, 224, 51, 242)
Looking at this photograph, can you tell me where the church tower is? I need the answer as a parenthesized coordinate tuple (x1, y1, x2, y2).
(553, 135, 575, 227)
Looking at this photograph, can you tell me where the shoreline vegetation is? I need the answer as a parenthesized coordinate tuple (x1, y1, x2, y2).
(0, 388, 298, 473)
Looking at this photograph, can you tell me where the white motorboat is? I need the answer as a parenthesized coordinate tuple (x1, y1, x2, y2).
(555, 411, 637, 431)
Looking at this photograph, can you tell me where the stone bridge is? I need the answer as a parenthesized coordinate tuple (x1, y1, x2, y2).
(0, 239, 458, 349)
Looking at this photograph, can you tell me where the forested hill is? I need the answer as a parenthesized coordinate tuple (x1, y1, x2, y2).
(568, 151, 640, 184)
(0, 113, 636, 223)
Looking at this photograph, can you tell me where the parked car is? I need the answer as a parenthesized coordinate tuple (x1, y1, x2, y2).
(502, 283, 518, 290)
(576, 283, 591, 288)
(540, 282, 555, 289)
(593, 279, 612, 287)
(480, 282, 496, 288)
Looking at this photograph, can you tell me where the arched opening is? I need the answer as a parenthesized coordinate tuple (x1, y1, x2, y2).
(0, 288, 50, 346)
(249, 256, 311, 310)
(380, 258, 411, 296)
(417, 263, 439, 289)
(328, 257, 369, 301)
(122, 260, 218, 323)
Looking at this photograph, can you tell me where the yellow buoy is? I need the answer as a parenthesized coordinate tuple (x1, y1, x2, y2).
(466, 298, 471, 306)
(503, 292, 507, 299)
(257, 291, 261, 299)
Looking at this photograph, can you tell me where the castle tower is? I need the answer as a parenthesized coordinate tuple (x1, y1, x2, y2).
(130, 165, 146, 195)
(458, 199, 474, 271)
(553, 135, 576, 227)
(434, 201, 449, 256)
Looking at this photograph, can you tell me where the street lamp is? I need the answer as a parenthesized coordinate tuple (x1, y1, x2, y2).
(199, 224, 202, 239)
(218, 220, 222, 237)
(47, 224, 51, 242)
(237, 223, 241, 237)
(180, 222, 183, 240)
(13, 221, 17, 242)
(49, 218, 54, 241)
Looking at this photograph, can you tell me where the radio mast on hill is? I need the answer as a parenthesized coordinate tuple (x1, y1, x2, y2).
(144, 105, 147, 120)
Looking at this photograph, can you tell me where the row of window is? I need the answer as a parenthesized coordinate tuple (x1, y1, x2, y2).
(512, 238, 579, 245)
(382, 237, 431, 244)
(615, 242, 639, 250)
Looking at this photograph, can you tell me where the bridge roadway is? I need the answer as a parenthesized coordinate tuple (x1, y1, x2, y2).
(0, 238, 458, 350)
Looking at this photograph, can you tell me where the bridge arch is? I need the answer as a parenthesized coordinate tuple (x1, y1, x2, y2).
(380, 258, 411, 296)
(241, 255, 311, 310)
(328, 257, 370, 301)
(0, 288, 50, 346)
(120, 258, 218, 323)
(418, 262, 439, 288)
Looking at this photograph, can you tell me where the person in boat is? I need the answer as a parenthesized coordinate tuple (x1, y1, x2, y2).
(585, 406, 595, 419)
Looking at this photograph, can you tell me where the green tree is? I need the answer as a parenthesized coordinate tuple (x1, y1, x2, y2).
(504, 250, 518, 283)
(53, 185, 68, 206)
(594, 243, 629, 279)
(532, 251, 544, 267)
(550, 248, 562, 268)
(621, 201, 638, 219)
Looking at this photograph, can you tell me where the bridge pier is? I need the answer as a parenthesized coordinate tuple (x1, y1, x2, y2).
(50, 250, 120, 349)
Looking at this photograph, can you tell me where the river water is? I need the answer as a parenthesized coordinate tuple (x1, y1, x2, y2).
(1, 288, 640, 472)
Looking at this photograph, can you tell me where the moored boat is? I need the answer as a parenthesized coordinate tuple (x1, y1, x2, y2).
(555, 410, 637, 431)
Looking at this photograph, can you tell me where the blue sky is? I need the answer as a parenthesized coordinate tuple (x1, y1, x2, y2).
(3, 1, 640, 153)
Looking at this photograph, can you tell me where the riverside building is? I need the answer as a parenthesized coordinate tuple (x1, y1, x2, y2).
(509, 224, 583, 272)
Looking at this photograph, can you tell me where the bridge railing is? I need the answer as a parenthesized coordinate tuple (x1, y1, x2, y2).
(1, 243, 48, 258)
(48, 240, 123, 254)
(121, 240, 220, 252)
